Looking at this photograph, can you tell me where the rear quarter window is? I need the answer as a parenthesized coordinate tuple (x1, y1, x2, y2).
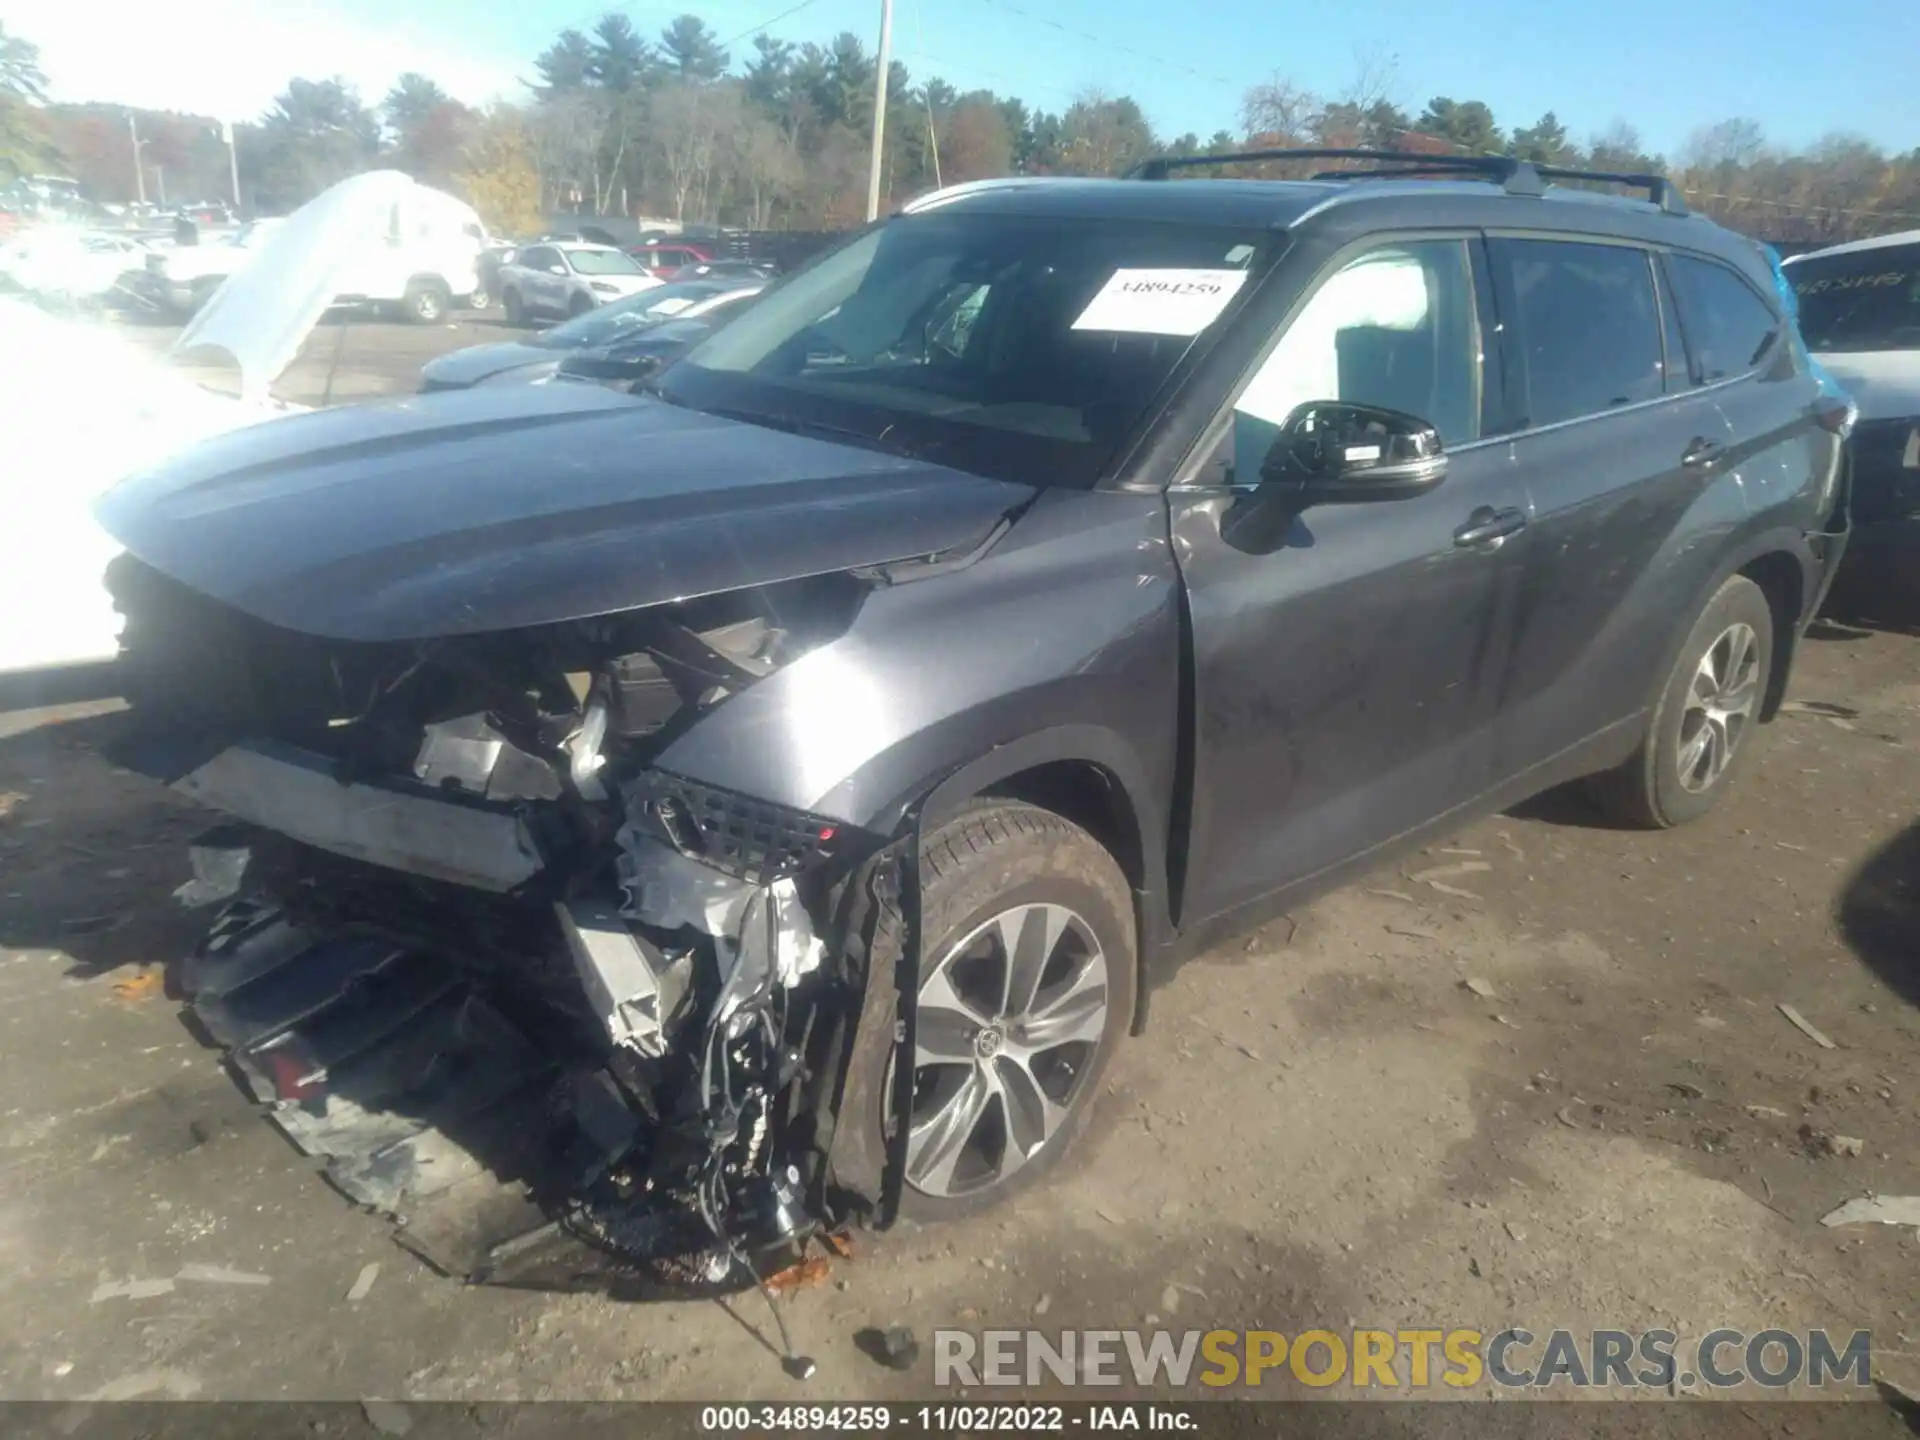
(1667, 254, 1781, 382)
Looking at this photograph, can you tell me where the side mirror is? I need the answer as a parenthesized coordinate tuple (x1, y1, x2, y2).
(1259, 401, 1448, 504)
(547, 263, 568, 276)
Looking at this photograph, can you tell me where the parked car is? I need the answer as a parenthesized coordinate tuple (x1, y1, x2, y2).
(554, 294, 762, 388)
(419, 278, 765, 391)
(0, 229, 149, 302)
(628, 239, 712, 276)
(1784, 231, 1920, 612)
(133, 217, 284, 313)
(94, 151, 1849, 1294)
(134, 181, 489, 321)
(499, 241, 660, 322)
(668, 259, 777, 283)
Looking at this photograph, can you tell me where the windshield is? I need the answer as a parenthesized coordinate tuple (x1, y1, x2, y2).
(542, 280, 738, 346)
(564, 246, 645, 277)
(1788, 242, 1920, 353)
(662, 212, 1267, 486)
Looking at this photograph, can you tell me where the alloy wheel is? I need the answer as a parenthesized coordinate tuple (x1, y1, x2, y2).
(1676, 622, 1761, 793)
(904, 902, 1110, 1198)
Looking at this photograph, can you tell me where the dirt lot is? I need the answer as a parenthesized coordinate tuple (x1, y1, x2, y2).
(0, 318, 1915, 1417)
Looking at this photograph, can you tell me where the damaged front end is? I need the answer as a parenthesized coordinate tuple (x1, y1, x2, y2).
(108, 554, 903, 1329)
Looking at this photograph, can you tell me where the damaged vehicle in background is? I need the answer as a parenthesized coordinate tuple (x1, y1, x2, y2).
(1785, 231, 1920, 617)
(96, 153, 1848, 1355)
(418, 278, 765, 391)
(0, 171, 447, 683)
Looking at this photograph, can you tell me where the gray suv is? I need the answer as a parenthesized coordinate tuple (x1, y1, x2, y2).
(97, 150, 1851, 1301)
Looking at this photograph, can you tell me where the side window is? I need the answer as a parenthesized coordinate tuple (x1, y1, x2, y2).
(1498, 239, 1663, 427)
(1668, 254, 1781, 383)
(1655, 261, 1696, 392)
(518, 245, 549, 271)
(1232, 239, 1481, 483)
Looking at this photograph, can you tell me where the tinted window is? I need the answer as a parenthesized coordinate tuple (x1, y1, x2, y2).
(1668, 255, 1780, 381)
(1231, 240, 1480, 483)
(1501, 240, 1663, 427)
(519, 246, 555, 271)
(1786, 242, 1920, 354)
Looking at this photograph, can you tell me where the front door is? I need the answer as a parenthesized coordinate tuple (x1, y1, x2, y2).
(1174, 236, 1528, 928)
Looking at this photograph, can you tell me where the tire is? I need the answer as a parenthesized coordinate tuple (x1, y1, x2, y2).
(502, 288, 524, 325)
(833, 801, 1136, 1223)
(466, 282, 490, 312)
(401, 280, 448, 324)
(567, 292, 594, 318)
(1589, 574, 1775, 828)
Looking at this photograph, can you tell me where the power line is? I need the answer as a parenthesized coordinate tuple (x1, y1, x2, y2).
(962, 0, 1238, 91)
(718, 0, 823, 51)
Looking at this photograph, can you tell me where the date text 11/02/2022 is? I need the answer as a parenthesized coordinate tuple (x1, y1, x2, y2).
(698, 1405, 1196, 1431)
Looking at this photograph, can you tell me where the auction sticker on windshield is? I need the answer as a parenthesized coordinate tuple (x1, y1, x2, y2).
(1072, 268, 1250, 336)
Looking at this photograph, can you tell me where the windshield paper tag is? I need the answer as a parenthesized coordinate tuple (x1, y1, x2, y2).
(1072, 268, 1249, 337)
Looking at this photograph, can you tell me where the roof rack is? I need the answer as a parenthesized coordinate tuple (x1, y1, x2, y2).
(1125, 148, 1689, 216)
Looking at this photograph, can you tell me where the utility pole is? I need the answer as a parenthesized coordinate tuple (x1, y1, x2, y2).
(864, 0, 893, 222)
(223, 119, 241, 211)
(128, 113, 147, 206)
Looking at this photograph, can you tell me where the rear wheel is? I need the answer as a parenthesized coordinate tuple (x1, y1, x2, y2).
(465, 281, 490, 312)
(834, 802, 1136, 1222)
(1589, 574, 1775, 828)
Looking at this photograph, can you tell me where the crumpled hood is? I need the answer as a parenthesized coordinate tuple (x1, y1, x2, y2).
(96, 383, 1034, 643)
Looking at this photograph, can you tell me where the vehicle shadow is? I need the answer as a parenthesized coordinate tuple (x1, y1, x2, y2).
(0, 705, 207, 980)
(1836, 819, 1920, 1010)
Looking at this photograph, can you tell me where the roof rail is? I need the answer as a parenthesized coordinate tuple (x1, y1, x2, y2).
(1126, 147, 1689, 216)
(1533, 164, 1689, 216)
(1127, 148, 1530, 185)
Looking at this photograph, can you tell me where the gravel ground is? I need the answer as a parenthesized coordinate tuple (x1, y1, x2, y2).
(0, 320, 1914, 1418)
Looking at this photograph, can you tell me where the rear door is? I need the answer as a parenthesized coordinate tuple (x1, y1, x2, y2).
(1173, 235, 1531, 927)
(1665, 250, 1835, 529)
(1488, 236, 1736, 779)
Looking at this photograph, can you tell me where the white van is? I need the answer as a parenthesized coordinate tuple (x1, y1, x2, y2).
(139, 178, 489, 321)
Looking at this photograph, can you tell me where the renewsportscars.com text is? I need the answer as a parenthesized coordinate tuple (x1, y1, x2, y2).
(933, 1327, 1873, 1391)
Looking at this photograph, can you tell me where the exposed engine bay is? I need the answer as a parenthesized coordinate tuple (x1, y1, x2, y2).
(106, 554, 918, 1370)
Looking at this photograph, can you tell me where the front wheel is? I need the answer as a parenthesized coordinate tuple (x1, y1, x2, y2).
(567, 292, 593, 318)
(402, 281, 448, 324)
(1589, 573, 1775, 828)
(465, 282, 490, 312)
(834, 801, 1136, 1222)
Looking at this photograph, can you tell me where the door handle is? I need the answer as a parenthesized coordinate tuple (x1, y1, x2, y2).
(1453, 506, 1528, 548)
(1682, 437, 1726, 469)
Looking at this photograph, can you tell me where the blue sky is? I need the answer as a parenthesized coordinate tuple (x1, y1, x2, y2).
(14, 0, 1918, 156)
(439, 0, 1919, 156)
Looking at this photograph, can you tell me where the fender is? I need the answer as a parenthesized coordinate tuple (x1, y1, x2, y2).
(868, 723, 1175, 1035)
(1660, 518, 1831, 724)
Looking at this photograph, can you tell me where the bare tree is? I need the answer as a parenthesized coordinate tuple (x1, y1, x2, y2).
(1240, 75, 1321, 144)
(732, 114, 798, 227)
(647, 80, 728, 222)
